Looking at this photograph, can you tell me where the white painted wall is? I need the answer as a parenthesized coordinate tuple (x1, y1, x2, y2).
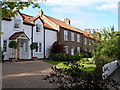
(45, 29, 57, 58)
(1, 12, 32, 60)
(33, 19, 44, 58)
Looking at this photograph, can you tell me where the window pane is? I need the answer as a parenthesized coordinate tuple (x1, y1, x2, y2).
(77, 34, 80, 42)
(71, 46, 74, 55)
(64, 46, 68, 54)
(77, 47, 80, 53)
(71, 32, 74, 41)
(14, 18, 20, 28)
(3, 40, 7, 52)
(39, 43, 42, 52)
(64, 31, 68, 41)
(25, 42, 28, 52)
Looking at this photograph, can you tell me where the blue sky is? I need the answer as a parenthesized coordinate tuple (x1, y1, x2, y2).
(21, 0, 118, 30)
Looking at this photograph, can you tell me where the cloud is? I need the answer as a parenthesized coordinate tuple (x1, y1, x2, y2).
(96, 3, 118, 10)
(44, 0, 119, 6)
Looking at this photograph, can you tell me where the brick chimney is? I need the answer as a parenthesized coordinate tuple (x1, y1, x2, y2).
(38, 9, 43, 17)
(64, 18, 70, 25)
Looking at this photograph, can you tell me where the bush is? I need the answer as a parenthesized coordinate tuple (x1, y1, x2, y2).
(30, 43, 38, 50)
(50, 54, 81, 61)
(50, 53, 68, 61)
(51, 41, 65, 54)
(68, 54, 81, 61)
(9, 41, 17, 49)
(80, 51, 92, 58)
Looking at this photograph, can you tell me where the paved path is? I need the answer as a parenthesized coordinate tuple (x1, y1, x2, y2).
(2, 61, 57, 88)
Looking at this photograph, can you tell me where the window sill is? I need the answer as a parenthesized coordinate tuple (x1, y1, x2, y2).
(13, 28, 22, 31)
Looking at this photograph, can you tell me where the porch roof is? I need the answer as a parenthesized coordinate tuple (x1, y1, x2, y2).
(9, 32, 30, 40)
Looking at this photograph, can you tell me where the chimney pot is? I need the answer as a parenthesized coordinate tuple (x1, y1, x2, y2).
(38, 9, 43, 17)
(64, 18, 70, 25)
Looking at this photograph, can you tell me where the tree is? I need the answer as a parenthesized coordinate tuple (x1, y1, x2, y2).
(1, 1, 41, 19)
(51, 41, 65, 54)
(9, 41, 17, 58)
(94, 26, 120, 61)
(30, 43, 38, 57)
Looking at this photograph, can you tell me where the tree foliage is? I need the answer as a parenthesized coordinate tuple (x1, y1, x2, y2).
(51, 41, 65, 54)
(94, 26, 120, 61)
(9, 41, 17, 49)
(43, 61, 120, 89)
(1, 1, 41, 19)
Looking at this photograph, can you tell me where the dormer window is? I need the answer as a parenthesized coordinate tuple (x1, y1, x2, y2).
(14, 18, 21, 28)
(36, 24, 41, 32)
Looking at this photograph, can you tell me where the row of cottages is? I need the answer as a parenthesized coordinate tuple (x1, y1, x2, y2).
(1, 10, 96, 61)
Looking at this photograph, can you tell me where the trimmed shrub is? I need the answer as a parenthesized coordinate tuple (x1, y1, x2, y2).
(51, 41, 65, 54)
(50, 54, 81, 61)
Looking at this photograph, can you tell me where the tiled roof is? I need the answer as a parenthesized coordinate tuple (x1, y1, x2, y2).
(44, 15, 96, 39)
(43, 21, 56, 30)
(21, 13, 34, 24)
(21, 13, 55, 30)
(44, 15, 83, 34)
(9, 32, 29, 40)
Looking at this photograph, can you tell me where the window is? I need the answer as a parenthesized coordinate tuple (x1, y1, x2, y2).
(24, 42, 28, 52)
(77, 34, 80, 42)
(71, 32, 74, 41)
(64, 46, 68, 54)
(3, 40, 7, 52)
(64, 30, 68, 41)
(77, 47, 80, 53)
(39, 43, 42, 52)
(35, 43, 42, 52)
(14, 18, 21, 28)
(71, 46, 74, 55)
(92, 40, 95, 44)
(36, 24, 41, 32)
(89, 39, 91, 45)
(85, 37, 87, 45)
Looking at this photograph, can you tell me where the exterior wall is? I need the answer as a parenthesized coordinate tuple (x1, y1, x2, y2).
(83, 36, 94, 53)
(1, 12, 32, 60)
(45, 29, 57, 58)
(58, 27, 83, 55)
(33, 19, 44, 58)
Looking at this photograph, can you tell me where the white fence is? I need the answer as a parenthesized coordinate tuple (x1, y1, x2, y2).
(102, 60, 120, 79)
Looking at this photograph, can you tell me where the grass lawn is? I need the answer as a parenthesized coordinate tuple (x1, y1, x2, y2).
(43, 59, 96, 72)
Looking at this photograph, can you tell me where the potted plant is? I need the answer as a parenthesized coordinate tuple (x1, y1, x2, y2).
(30, 43, 38, 61)
(9, 41, 17, 62)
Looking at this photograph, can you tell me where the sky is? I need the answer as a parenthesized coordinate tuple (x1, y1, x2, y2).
(21, 0, 118, 30)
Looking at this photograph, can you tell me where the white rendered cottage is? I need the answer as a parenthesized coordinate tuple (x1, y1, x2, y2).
(1, 11, 57, 61)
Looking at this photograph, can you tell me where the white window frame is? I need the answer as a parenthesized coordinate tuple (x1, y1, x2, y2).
(77, 47, 80, 53)
(39, 43, 42, 52)
(36, 24, 41, 32)
(85, 37, 87, 45)
(64, 46, 68, 54)
(14, 18, 21, 29)
(35, 43, 42, 52)
(71, 46, 74, 55)
(3, 40, 7, 52)
(77, 34, 80, 42)
(89, 39, 91, 45)
(71, 32, 74, 41)
(24, 42, 28, 52)
(64, 30, 68, 41)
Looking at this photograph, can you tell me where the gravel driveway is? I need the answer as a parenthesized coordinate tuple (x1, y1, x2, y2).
(2, 61, 57, 89)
